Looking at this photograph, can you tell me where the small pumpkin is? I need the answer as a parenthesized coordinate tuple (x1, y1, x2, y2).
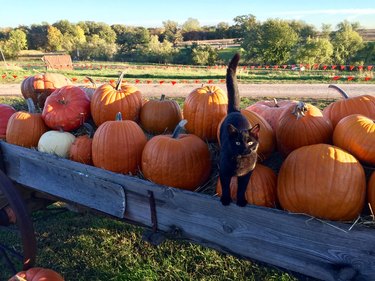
(42, 85, 91, 131)
(333, 114, 375, 166)
(91, 72, 143, 127)
(6, 99, 48, 148)
(276, 101, 333, 157)
(69, 123, 94, 165)
(246, 98, 298, 132)
(216, 164, 277, 208)
(21, 73, 73, 108)
(38, 130, 76, 158)
(323, 84, 375, 128)
(141, 120, 211, 191)
(92, 112, 147, 174)
(183, 85, 228, 142)
(140, 94, 182, 134)
(0, 104, 16, 139)
(8, 267, 64, 281)
(278, 143, 366, 221)
(368, 172, 375, 213)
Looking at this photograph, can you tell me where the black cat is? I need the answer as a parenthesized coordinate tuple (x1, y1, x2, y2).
(219, 53, 260, 207)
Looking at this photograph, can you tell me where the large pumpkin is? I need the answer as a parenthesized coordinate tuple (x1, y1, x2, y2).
(8, 267, 64, 281)
(42, 85, 91, 131)
(0, 104, 16, 139)
(276, 101, 333, 157)
(333, 114, 375, 166)
(92, 112, 147, 174)
(21, 73, 73, 108)
(141, 120, 211, 191)
(278, 144, 366, 221)
(323, 84, 375, 128)
(91, 73, 143, 127)
(216, 164, 277, 208)
(183, 85, 228, 142)
(246, 98, 298, 132)
(368, 172, 375, 213)
(6, 99, 48, 148)
(140, 94, 182, 134)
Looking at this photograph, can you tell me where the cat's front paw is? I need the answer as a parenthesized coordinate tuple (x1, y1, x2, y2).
(220, 196, 231, 206)
(236, 198, 247, 207)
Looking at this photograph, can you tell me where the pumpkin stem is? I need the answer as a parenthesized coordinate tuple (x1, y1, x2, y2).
(26, 98, 36, 113)
(328, 84, 350, 99)
(86, 76, 97, 87)
(172, 119, 188, 139)
(116, 112, 123, 121)
(83, 123, 95, 138)
(291, 101, 307, 120)
(160, 94, 166, 101)
(273, 98, 280, 108)
(115, 72, 125, 91)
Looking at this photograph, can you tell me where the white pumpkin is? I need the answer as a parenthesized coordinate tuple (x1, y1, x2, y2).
(38, 130, 76, 158)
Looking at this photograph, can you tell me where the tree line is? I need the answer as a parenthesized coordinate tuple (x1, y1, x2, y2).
(0, 15, 374, 66)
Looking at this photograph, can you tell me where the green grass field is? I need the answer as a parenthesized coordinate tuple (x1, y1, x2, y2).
(0, 96, 337, 281)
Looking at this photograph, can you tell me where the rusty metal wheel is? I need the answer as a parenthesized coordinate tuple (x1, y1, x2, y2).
(0, 169, 36, 277)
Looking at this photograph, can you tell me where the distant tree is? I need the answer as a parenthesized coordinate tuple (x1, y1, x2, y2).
(353, 41, 375, 64)
(242, 19, 299, 65)
(295, 37, 333, 65)
(231, 14, 257, 40)
(144, 35, 175, 63)
(321, 24, 332, 39)
(191, 44, 218, 65)
(181, 18, 201, 32)
(79, 34, 117, 60)
(46, 25, 64, 51)
(216, 22, 230, 38)
(162, 20, 183, 46)
(289, 20, 317, 43)
(27, 23, 49, 50)
(331, 21, 363, 64)
(0, 29, 27, 58)
(113, 25, 150, 58)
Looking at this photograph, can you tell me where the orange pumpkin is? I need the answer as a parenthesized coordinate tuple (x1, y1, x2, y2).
(368, 172, 375, 213)
(276, 101, 333, 157)
(0, 104, 16, 139)
(21, 73, 73, 108)
(8, 267, 64, 281)
(333, 114, 375, 166)
(91, 73, 143, 127)
(69, 124, 94, 165)
(183, 85, 228, 142)
(140, 94, 182, 134)
(92, 112, 147, 174)
(6, 99, 48, 148)
(216, 164, 277, 208)
(246, 98, 298, 132)
(323, 84, 375, 128)
(141, 120, 211, 191)
(278, 144, 366, 221)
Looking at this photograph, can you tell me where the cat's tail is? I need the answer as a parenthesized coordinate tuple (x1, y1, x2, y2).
(226, 53, 240, 113)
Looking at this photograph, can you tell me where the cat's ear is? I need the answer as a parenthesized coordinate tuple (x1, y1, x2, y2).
(227, 124, 238, 135)
(249, 124, 260, 139)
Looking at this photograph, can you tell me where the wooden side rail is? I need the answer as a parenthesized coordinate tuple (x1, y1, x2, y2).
(1, 141, 374, 281)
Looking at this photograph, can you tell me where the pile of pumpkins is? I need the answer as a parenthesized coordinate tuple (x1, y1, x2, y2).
(1, 72, 375, 223)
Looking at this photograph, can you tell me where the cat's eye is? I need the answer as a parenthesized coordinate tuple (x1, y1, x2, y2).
(235, 141, 241, 146)
(248, 141, 253, 145)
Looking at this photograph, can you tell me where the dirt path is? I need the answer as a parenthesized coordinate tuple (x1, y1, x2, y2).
(1, 83, 374, 98)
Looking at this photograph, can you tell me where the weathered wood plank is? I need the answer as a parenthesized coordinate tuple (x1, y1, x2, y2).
(0, 142, 126, 218)
(1, 141, 375, 280)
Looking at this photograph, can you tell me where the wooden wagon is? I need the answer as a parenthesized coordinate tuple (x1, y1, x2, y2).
(0, 140, 374, 280)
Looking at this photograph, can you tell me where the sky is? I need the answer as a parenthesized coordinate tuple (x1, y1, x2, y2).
(1, 0, 375, 30)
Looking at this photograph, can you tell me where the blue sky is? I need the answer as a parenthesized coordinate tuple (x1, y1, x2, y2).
(1, 0, 374, 30)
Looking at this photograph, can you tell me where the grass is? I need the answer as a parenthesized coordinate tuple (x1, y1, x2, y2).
(0, 96, 339, 281)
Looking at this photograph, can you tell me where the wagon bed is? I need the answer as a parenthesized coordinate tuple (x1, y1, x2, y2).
(0, 140, 374, 280)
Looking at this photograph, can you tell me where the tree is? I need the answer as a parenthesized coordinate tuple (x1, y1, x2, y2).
(181, 18, 201, 32)
(231, 14, 257, 39)
(79, 34, 117, 60)
(295, 37, 333, 65)
(242, 19, 299, 65)
(47, 26, 64, 51)
(0, 29, 27, 58)
(27, 24, 49, 50)
(143, 35, 175, 63)
(332, 21, 363, 64)
(53, 20, 86, 53)
(289, 20, 317, 43)
(162, 20, 183, 46)
(191, 44, 218, 65)
(216, 22, 230, 38)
